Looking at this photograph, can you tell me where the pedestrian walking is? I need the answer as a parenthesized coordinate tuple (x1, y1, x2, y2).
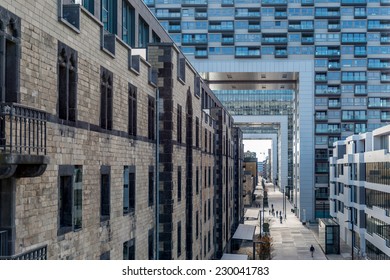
(280, 215, 282, 224)
(310, 245, 315, 258)
(276, 210, 278, 217)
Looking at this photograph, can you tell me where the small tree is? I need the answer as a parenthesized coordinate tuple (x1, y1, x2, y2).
(254, 234, 273, 260)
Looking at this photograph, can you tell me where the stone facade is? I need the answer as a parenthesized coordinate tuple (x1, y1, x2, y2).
(0, 0, 244, 260)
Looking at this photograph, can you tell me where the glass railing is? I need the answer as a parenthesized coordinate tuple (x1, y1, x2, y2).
(368, 61, 390, 69)
(341, 0, 367, 4)
(221, 0, 234, 5)
(275, 12, 287, 18)
(155, 12, 181, 18)
(144, 0, 155, 6)
(302, 37, 314, 44)
(235, 11, 261, 18)
(262, 37, 288, 44)
(182, 0, 208, 5)
(301, 0, 314, 5)
(315, 11, 340, 17)
(195, 12, 207, 18)
(262, 0, 287, 5)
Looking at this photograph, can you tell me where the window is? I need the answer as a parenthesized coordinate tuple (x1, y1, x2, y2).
(196, 167, 199, 194)
(148, 228, 154, 260)
(101, 0, 117, 34)
(208, 231, 211, 252)
(58, 42, 77, 122)
(122, 1, 135, 47)
(208, 166, 211, 187)
(138, 16, 149, 48)
(123, 238, 135, 260)
(204, 202, 207, 222)
(100, 67, 113, 130)
(128, 83, 137, 136)
(100, 166, 110, 222)
(208, 198, 211, 220)
(58, 165, 83, 235)
(123, 166, 135, 215)
(148, 96, 155, 140)
(177, 221, 181, 257)
(196, 211, 199, 239)
(195, 117, 200, 148)
(177, 166, 182, 202)
(148, 166, 154, 207)
(177, 105, 182, 143)
(0, 5, 20, 103)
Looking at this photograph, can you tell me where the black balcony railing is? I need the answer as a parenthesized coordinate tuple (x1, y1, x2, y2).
(0, 230, 7, 256)
(0, 103, 47, 156)
(0, 244, 47, 260)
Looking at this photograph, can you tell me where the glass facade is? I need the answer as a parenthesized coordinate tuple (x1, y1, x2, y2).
(366, 162, 390, 185)
(147, 0, 390, 222)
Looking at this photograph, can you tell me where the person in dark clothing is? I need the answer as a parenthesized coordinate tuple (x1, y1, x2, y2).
(310, 245, 315, 258)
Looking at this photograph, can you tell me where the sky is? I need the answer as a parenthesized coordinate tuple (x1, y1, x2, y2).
(243, 139, 272, 162)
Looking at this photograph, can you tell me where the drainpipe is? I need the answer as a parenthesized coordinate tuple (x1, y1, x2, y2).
(155, 88, 160, 260)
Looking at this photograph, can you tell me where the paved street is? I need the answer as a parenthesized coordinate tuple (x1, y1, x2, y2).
(244, 182, 352, 260)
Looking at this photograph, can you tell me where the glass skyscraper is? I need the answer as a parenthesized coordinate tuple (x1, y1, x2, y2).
(144, 0, 390, 221)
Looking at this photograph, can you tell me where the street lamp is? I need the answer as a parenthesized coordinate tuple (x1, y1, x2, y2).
(344, 206, 355, 260)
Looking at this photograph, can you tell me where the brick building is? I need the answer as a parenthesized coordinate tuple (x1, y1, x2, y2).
(0, 0, 243, 260)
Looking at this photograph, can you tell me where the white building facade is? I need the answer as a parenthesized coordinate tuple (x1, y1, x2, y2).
(330, 124, 390, 260)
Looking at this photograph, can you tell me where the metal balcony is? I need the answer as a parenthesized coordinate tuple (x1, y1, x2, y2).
(0, 243, 47, 260)
(0, 103, 49, 179)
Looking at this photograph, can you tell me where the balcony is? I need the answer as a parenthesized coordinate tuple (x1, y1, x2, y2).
(315, 86, 341, 96)
(341, 33, 367, 44)
(221, 35, 234, 45)
(275, 48, 288, 58)
(341, 73, 367, 83)
(315, 47, 340, 58)
(328, 101, 341, 109)
(0, 103, 49, 179)
(262, 0, 288, 6)
(235, 10, 261, 20)
(288, 21, 314, 32)
(328, 61, 341, 70)
(381, 112, 390, 121)
(0, 244, 47, 260)
(315, 9, 341, 19)
(208, 22, 234, 33)
(168, 24, 181, 33)
(248, 23, 261, 32)
(195, 49, 208, 58)
(235, 47, 261, 58)
(261, 35, 288, 45)
(315, 74, 327, 82)
(368, 20, 390, 31)
(381, 73, 390, 83)
(301, 35, 314, 45)
(221, 0, 234, 6)
(341, 0, 367, 5)
(195, 11, 207, 20)
(380, 34, 390, 45)
(328, 23, 341, 32)
(368, 59, 390, 70)
(274, 10, 287, 19)
(155, 11, 181, 20)
(144, 0, 155, 6)
(368, 99, 390, 108)
(182, 0, 208, 7)
(301, 0, 314, 5)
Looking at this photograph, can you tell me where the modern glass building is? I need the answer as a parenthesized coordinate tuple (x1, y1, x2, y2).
(144, 0, 390, 222)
